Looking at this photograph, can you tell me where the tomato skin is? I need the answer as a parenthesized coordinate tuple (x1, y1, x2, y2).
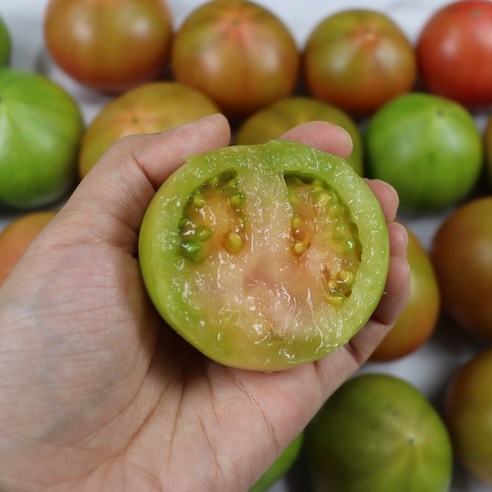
(0, 68, 84, 209)
(0, 211, 57, 285)
(371, 227, 440, 362)
(431, 197, 492, 343)
(171, 0, 299, 120)
(235, 96, 364, 176)
(78, 82, 220, 178)
(416, 0, 492, 108)
(445, 349, 492, 486)
(44, 0, 173, 93)
(302, 9, 416, 117)
(365, 92, 482, 213)
(305, 373, 453, 492)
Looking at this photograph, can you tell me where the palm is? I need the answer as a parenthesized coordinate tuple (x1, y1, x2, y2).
(0, 115, 409, 492)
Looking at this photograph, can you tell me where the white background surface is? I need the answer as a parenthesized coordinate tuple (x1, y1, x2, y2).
(1, 1, 491, 491)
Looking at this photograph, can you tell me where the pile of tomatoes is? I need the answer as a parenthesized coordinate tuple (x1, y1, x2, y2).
(2, 0, 492, 490)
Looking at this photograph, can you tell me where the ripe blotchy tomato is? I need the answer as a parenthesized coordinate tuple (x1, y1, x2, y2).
(171, 0, 299, 120)
(305, 373, 453, 492)
(44, 0, 173, 93)
(302, 9, 416, 117)
(78, 82, 220, 178)
(431, 197, 492, 343)
(371, 227, 440, 362)
(445, 349, 492, 486)
(235, 96, 364, 176)
(416, 0, 492, 108)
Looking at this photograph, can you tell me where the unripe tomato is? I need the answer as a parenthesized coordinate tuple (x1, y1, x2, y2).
(139, 141, 389, 371)
(305, 373, 453, 492)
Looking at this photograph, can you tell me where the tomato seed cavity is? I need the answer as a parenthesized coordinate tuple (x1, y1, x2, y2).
(179, 170, 361, 306)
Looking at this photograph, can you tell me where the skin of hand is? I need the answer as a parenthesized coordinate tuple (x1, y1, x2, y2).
(0, 114, 409, 492)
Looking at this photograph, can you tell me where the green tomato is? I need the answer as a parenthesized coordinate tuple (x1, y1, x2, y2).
(139, 140, 389, 371)
(235, 96, 364, 176)
(250, 433, 304, 492)
(0, 16, 11, 67)
(365, 92, 482, 213)
(305, 373, 453, 492)
(445, 349, 492, 486)
(0, 68, 84, 208)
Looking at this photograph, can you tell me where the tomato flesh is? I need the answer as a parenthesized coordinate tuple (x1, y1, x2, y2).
(139, 141, 389, 371)
(179, 169, 361, 339)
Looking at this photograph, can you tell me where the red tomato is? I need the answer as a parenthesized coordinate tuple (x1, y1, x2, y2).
(171, 0, 299, 120)
(302, 9, 416, 117)
(416, 0, 492, 108)
(371, 227, 440, 361)
(44, 0, 173, 93)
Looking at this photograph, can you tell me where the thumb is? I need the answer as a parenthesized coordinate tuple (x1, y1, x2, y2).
(52, 113, 231, 248)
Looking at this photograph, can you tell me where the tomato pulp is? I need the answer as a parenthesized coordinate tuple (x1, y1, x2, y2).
(139, 141, 389, 371)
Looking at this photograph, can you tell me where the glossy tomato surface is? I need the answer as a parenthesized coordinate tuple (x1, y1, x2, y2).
(431, 197, 492, 343)
(371, 226, 440, 361)
(0, 68, 84, 209)
(171, 0, 299, 120)
(305, 373, 453, 492)
(302, 9, 416, 117)
(445, 349, 492, 486)
(235, 96, 364, 176)
(44, 0, 173, 93)
(416, 0, 492, 108)
(78, 82, 220, 178)
(139, 140, 389, 371)
(365, 92, 482, 213)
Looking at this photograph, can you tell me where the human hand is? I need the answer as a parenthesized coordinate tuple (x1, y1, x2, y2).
(0, 114, 409, 492)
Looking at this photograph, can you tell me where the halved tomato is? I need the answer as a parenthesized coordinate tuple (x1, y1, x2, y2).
(139, 140, 389, 371)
